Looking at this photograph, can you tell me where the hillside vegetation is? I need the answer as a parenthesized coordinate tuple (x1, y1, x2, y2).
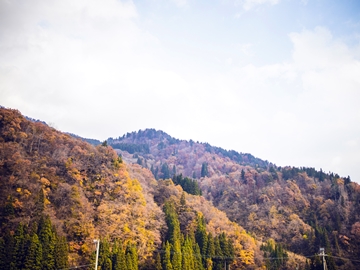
(108, 129, 360, 270)
(0, 108, 267, 269)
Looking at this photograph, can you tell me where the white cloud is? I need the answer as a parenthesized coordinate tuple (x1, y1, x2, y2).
(235, 0, 280, 11)
(225, 26, 360, 180)
(171, 0, 188, 8)
(1, 0, 360, 183)
(239, 43, 253, 56)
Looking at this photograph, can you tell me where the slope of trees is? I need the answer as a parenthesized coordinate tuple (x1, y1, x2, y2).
(0, 108, 264, 269)
(106, 128, 360, 269)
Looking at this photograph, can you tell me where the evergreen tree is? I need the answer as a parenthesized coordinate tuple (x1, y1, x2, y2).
(180, 192, 187, 212)
(2, 229, 15, 270)
(161, 163, 170, 179)
(193, 243, 204, 270)
(38, 215, 56, 270)
(54, 234, 69, 269)
(206, 233, 215, 266)
(219, 233, 234, 268)
(201, 163, 208, 178)
(155, 252, 163, 270)
(241, 169, 245, 180)
(163, 201, 182, 270)
(195, 214, 208, 260)
(213, 236, 223, 270)
(24, 234, 42, 270)
(126, 243, 138, 270)
(164, 241, 173, 270)
(172, 240, 182, 270)
(11, 223, 26, 269)
(261, 240, 288, 270)
(0, 238, 7, 270)
(113, 240, 126, 270)
(35, 189, 45, 216)
(137, 157, 143, 166)
(104, 257, 113, 270)
(98, 238, 112, 270)
(181, 236, 196, 270)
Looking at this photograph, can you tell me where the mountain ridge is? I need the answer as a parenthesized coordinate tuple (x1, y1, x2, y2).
(1, 108, 359, 269)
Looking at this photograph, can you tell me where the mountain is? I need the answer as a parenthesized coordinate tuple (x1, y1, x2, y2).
(0, 108, 270, 269)
(107, 129, 360, 270)
(1, 108, 359, 269)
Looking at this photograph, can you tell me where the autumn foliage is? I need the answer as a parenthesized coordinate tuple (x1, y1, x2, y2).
(0, 108, 264, 269)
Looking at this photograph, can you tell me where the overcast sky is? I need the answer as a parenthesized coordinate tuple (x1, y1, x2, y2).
(1, 0, 360, 182)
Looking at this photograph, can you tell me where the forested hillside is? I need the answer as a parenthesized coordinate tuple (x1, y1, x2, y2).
(107, 129, 360, 270)
(0, 108, 272, 269)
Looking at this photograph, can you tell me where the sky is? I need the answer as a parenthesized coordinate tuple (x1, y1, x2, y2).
(1, 0, 360, 182)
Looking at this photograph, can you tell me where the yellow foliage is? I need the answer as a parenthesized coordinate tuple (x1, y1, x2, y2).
(239, 249, 254, 265)
(248, 212, 257, 222)
(30, 171, 40, 181)
(23, 189, 31, 198)
(40, 177, 51, 187)
(337, 178, 344, 185)
(81, 243, 90, 254)
(123, 224, 131, 234)
(65, 157, 73, 168)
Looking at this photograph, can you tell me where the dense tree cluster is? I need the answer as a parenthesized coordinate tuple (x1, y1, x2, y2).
(110, 143, 150, 154)
(95, 239, 138, 270)
(172, 174, 202, 196)
(159, 201, 234, 270)
(261, 239, 288, 270)
(0, 215, 68, 270)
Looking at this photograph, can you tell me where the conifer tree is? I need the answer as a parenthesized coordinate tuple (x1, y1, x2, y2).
(201, 163, 208, 178)
(54, 234, 69, 269)
(98, 238, 112, 270)
(206, 233, 215, 260)
(195, 214, 208, 260)
(241, 169, 245, 180)
(193, 243, 204, 270)
(35, 189, 45, 216)
(181, 236, 194, 270)
(213, 236, 223, 270)
(180, 192, 187, 212)
(126, 242, 138, 270)
(24, 234, 42, 270)
(0, 238, 6, 270)
(164, 241, 173, 270)
(11, 223, 26, 269)
(155, 252, 163, 270)
(103, 257, 112, 270)
(113, 240, 126, 270)
(38, 215, 56, 270)
(1, 229, 15, 270)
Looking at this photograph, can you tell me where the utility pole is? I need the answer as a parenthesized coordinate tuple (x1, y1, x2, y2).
(319, 247, 327, 270)
(94, 239, 100, 270)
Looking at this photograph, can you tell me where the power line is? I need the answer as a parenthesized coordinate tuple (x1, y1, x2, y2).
(326, 254, 360, 263)
(58, 263, 94, 270)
